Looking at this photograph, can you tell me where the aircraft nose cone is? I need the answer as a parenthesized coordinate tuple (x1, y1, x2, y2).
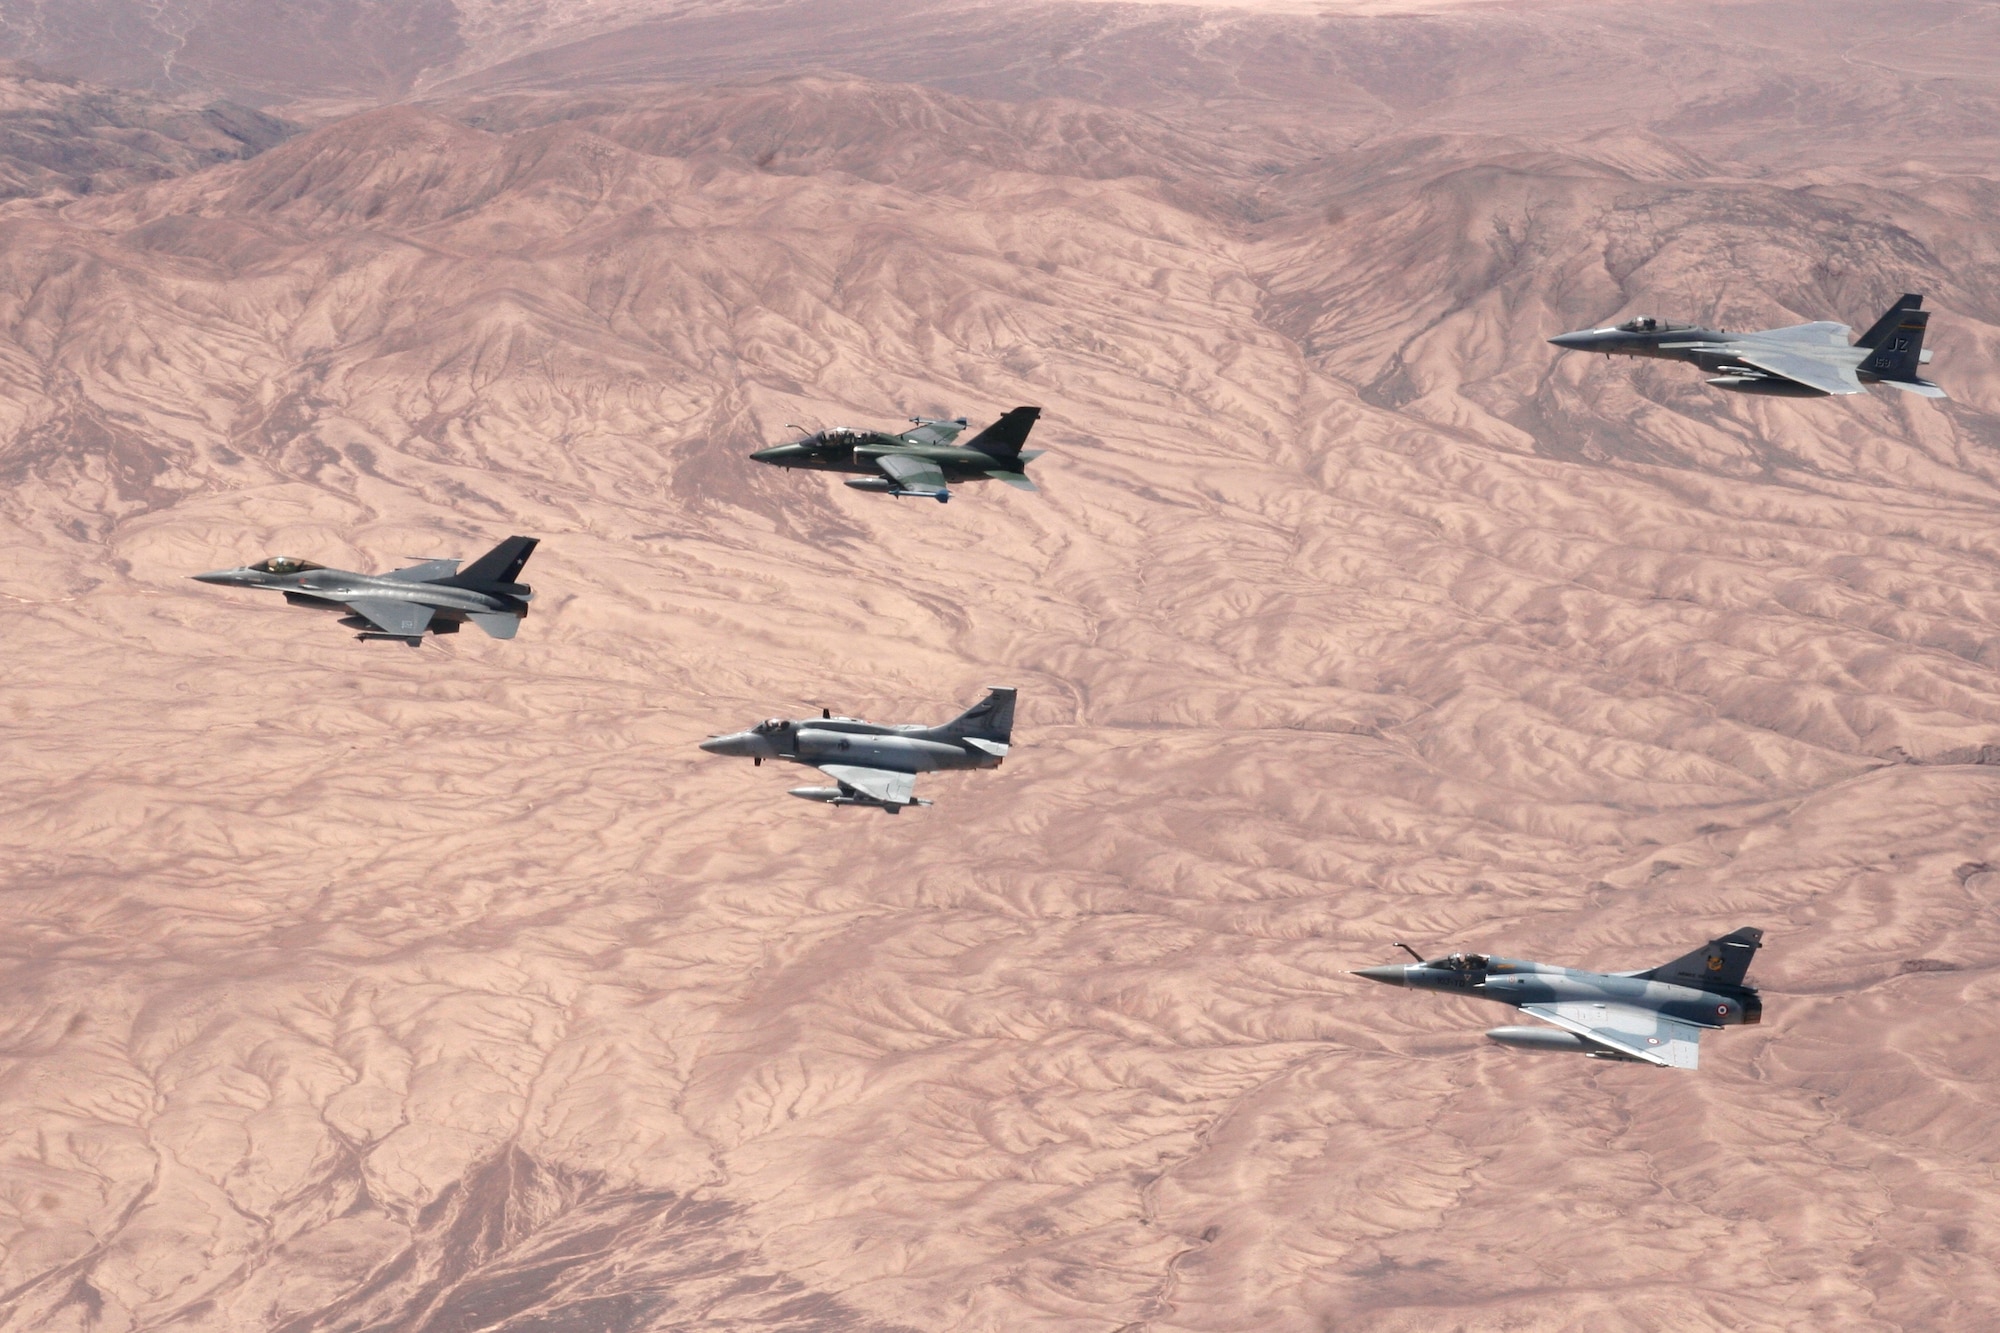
(1351, 965, 1408, 987)
(190, 569, 243, 585)
(750, 445, 805, 465)
(1548, 330, 1597, 350)
(699, 732, 755, 757)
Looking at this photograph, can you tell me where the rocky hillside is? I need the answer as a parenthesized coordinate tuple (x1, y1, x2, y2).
(2, 5, 2000, 1331)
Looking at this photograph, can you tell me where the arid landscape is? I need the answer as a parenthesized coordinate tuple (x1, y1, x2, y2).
(2, 1, 2000, 1329)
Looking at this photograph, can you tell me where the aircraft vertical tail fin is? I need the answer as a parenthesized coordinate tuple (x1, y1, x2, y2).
(452, 536, 539, 589)
(1640, 927, 1763, 991)
(963, 407, 1041, 461)
(1859, 309, 1933, 385)
(939, 686, 1016, 743)
(1855, 293, 1923, 349)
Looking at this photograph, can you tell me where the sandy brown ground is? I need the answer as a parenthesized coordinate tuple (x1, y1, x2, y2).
(3, 2, 2000, 1330)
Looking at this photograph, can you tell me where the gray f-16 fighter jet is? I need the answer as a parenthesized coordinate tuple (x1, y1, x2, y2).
(1354, 927, 1764, 1069)
(192, 536, 538, 646)
(1550, 293, 1945, 398)
(699, 686, 1015, 811)
(750, 407, 1043, 502)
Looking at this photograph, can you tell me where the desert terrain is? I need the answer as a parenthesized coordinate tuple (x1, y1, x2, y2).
(1, 1, 2000, 1329)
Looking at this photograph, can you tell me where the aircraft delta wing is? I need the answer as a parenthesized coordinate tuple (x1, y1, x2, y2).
(1551, 293, 1946, 399)
(1354, 927, 1764, 1070)
(192, 536, 539, 645)
(815, 765, 919, 807)
(700, 687, 1016, 810)
(1511, 1002, 1706, 1069)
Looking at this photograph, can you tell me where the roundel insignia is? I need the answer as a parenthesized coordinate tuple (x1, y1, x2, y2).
(1716, 1003, 1729, 1015)
(1707, 955, 1723, 971)
(1646, 1037, 1660, 1045)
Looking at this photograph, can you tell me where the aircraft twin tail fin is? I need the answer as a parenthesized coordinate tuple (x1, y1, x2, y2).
(1861, 308, 1931, 381)
(1640, 927, 1763, 992)
(1855, 294, 1923, 349)
(1857, 294, 1948, 396)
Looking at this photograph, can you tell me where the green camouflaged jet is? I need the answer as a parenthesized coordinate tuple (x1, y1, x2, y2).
(750, 407, 1043, 503)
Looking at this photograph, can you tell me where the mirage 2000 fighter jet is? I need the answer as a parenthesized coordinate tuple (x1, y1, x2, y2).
(699, 687, 1015, 811)
(1354, 927, 1764, 1069)
(750, 407, 1043, 503)
(192, 536, 538, 646)
(1550, 293, 1945, 399)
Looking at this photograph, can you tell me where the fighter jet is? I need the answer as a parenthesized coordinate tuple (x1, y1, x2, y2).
(749, 407, 1043, 502)
(192, 536, 539, 646)
(699, 686, 1015, 811)
(1353, 927, 1764, 1069)
(1550, 293, 1945, 398)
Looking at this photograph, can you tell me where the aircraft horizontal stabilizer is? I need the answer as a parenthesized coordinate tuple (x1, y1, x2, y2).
(465, 611, 521, 639)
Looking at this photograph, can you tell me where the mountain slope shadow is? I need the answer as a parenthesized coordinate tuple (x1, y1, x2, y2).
(250, 1146, 920, 1333)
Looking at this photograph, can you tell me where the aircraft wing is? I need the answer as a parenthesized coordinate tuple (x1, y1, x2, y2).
(1731, 347, 1865, 395)
(874, 453, 949, 497)
(384, 559, 461, 582)
(344, 598, 435, 637)
(1755, 321, 1852, 345)
(1520, 1002, 1705, 1069)
(899, 419, 965, 447)
(816, 764, 918, 806)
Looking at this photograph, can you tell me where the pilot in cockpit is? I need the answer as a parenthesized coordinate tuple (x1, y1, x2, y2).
(249, 557, 324, 575)
(1425, 952, 1490, 972)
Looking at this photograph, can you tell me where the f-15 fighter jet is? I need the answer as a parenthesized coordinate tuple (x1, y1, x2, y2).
(1550, 293, 1945, 398)
(192, 536, 538, 646)
(750, 407, 1043, 502)
(699, 686, 1015, 811)
(1354, 927, 1764, 1069)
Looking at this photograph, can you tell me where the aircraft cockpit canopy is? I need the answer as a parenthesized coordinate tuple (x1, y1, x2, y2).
(1617, 316, 1659, 332)
(754, 718, 791, 734)
(250, 557, 324, 575)
(1423, 953, 1490, 972)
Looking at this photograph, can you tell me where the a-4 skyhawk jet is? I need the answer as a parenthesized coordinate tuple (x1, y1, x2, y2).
(192, 536, 539, 646)
(699, 686, 1015, 811)
(1550, 293, 1945, 398)
(750, 406, 1043, 502)
(1354, 927, 1764, 1069)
